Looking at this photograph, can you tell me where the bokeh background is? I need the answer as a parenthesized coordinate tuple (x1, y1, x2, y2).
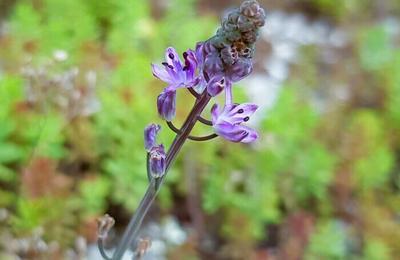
(0, 0, 400, 259)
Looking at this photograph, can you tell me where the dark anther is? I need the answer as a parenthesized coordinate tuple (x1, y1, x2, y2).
(162, 62, 174, 69)
(220, 78, 225, 84)
(238, 109, 244, 113)
(183, 52, 188, 58)
(168, 53, 174, 59)
(244, 48, 250, 53)
(204, 71, 210, 82)
(244, 116, 250, 122)
(183, 66, 188, 71)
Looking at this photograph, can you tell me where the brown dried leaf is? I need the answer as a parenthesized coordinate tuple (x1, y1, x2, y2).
(22, 157, 72, 199)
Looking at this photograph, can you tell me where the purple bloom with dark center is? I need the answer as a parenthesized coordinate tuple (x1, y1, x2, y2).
(211, 103, 259, 143)
(152, 47, 198, 89)
(144, 124, 161, 151)
(152, 47, 200, 121)
(149, 145, 166, 178)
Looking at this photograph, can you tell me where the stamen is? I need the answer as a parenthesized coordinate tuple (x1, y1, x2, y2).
(183, 52, 188, 59)
(244, 116, 249, 122)
(168, 53, 174, 59)
(204, 71, 210, 82)
(161, 62, 174, 70)
(238, 109, 244, 114)
(162, 62, 174, 70)
(220, 78, 225, 84)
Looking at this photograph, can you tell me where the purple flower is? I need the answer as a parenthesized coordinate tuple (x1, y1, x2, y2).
(149, 145, 166, 178)
(152, 47, 199, 89)
(211, 103, 259, 143)
(207, 75, 230, 97)
(157, 89, 176, 121)
(152, 47, 200, 120)
(226, 57, 253, 82)
(144, 124, 161, 151)
(194, 41, 253, 99)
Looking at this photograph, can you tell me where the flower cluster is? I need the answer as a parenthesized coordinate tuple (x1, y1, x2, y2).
(100, 2, 266, 259)
(151, 0, 265, 143)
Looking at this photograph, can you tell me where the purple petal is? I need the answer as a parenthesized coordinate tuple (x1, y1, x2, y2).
(214, 122, 258, 143)
(144, 124, 161, 151)
(207, 74, 226, 96)
(165, 47, 183, 71)
(211, 103, 221, 124)
(223, 103, 258, 125)
(238, 125, 259, 143)
(152, 64, 173, 84)
(204, 54, 224, 77)
(157, 89, 176, 121)
(226, 57, 253, 82)
(195, 41, 216, 66)
(183, 49, 197, 81)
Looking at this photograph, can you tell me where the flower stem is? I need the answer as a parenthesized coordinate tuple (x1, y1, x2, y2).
(111, 92, 211, 260)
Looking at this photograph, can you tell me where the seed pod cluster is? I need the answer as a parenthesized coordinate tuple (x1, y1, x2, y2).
(208, 0, 266, 78)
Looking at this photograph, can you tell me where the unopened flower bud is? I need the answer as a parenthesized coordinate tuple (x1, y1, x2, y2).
(157, 89, 176, 121)
(149, 145, 166, 178)
(144, 124, 161, 151)
(97, 214, 115, 239)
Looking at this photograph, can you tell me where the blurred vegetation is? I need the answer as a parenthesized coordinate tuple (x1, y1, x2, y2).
(0, 0, 399, 259)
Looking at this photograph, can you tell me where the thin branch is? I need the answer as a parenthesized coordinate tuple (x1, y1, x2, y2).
(197, 116, 213, 126)
(146, 152, 151, 182)
(98, 239, 112, 260)
(166, 121, 181, 134)
(188, 133, 218, 141)
(167, 121, 217, 141)
(187, 87, 200, 99)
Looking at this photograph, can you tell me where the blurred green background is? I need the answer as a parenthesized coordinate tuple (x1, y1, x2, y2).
(0, 0, 399, 259)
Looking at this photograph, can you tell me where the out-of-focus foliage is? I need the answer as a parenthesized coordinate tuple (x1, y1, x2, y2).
(0, 0, 399, 259)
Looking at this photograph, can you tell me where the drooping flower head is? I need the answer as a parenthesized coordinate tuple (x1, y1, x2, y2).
(211, 103, 259, 143)
(152, 48, 199, 121)
(157, 89, 176, 122)
(152, 47, 199, 90)
(151, 0, 265, 143)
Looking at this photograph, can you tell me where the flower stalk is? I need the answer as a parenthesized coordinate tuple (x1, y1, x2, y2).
(110, 92, 211, 260)
(98, 1, 266, 259)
